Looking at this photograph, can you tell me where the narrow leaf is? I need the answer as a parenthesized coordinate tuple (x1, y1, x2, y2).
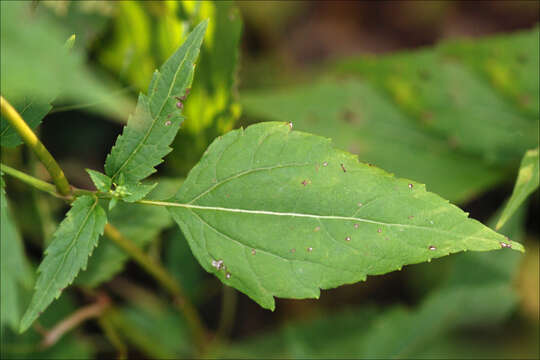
(168, 122, 523, 310)
(19, 195, 107, 332)
(104, 20, 208, 184)
(0, 173, 33, 330)
(496, 147, 539, 229)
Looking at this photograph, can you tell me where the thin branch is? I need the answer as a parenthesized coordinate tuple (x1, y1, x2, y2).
(98, 314, 127, 360)
(0, 95, 71, 196)
(41, 293, 110, 348)
(103, 224, 208, 350)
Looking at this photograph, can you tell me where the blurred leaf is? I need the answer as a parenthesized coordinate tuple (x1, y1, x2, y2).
(0, 174, 34, 331)
(20, 196, 107, 332)
(496, 147, 539, 230)
(1, 294, 94, 360)
(333, 29, 539, 166)
(0, 97, 52, 148)
(104, 20, 207, 185)
(241, 79, 506, 203)
(220, 202, 526, 359)
(168, 121, 522, 311)
(0, 1, 130, 120)
(77, 200, 171, 287)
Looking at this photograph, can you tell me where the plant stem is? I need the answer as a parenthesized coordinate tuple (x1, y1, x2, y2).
(103, 224, 208, 350)
(97, 313, 127, 360)
(0, 95, 71, 196)
(1, 163, 59, 197)
(41, 293, 110, 348)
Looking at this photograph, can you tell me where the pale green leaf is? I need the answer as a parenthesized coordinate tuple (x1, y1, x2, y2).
(19, 196, 107, 332)
(0, 173, 34, 330)
(77, 200, 171, 287)
(0, 1, 131, 120)
(496, 147, 539, 229)
(85, 169, 112, 192)
(167, 122, 523, 311)
(122, 182, 157, 202)
(104, 20, 208, 184)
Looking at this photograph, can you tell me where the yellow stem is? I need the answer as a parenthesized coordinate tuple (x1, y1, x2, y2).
(0, 95, 71, 196)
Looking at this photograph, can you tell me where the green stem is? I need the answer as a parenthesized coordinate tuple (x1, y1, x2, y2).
(98, 312, 127, 360)
(103, 224, 208, 350)
(1, 95, 71, 196)
(1, 163, 59, 197)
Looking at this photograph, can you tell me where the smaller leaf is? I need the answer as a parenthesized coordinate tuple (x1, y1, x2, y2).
(19, 195, 107, 332)
(496, 147, 539, 229)
(86, 169, 112, 193)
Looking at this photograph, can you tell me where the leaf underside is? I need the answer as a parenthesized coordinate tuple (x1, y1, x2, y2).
(168, 122, 523, 310)
(104, 20, 207, 185)
(19, 195, 107, 332)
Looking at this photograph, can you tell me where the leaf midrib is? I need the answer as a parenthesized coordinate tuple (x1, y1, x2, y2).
(157, 200, 520, 248)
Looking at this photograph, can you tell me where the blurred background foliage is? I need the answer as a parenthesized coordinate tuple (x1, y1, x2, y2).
(0, 1, 538, 358)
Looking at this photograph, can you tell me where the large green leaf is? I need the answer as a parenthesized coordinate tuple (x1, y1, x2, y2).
(167, 122, 523, 310)
(241, 79, 505, 203)
(0, 174, 33, 330)
(496, 147, 539, 230)
(104, 20, 207, 185)
(77, 200, 171, 287)
(19, 196, 107, 332)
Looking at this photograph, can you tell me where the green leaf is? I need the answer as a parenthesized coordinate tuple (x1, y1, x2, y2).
(19, 196, 107, 332)
(86, 169, 112, 192)
(167, 122, 523, 311)
(241, 79, 506, 203)
(104, 20, 208, 185)
(496, 147, 539, 230)
(77, 200, 171, 287)
(333, 29, 538, 166)
(0, 173, 34, 331)
(122, 182, 157, 202)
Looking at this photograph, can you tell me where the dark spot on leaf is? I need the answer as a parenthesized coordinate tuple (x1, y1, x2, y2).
(357, 202, 363, 207)
(377, 229, 382, 233)
(301, 179, 310, 186)
(354, 224, 359, 229)
(291, 248, 296, 253)
(345, 236, 351, 241)
(251, 249, 256, 255)
(340, 109, 361, 124)
(323, 161, 328, 167)
(226, 272, 231, 279)
(176, 101, 183, 109)
(340, 163, 347, 173)
(307, 247, 313, 252)
(408, 183, 413, 189)
(428, 245, 436, 251)
(500, 242, 512, 248)
(421, 111, 434, 125)
(165, 120, 172, 126)
(288, 121, 293, 130)
(408, 215, 414, 219)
